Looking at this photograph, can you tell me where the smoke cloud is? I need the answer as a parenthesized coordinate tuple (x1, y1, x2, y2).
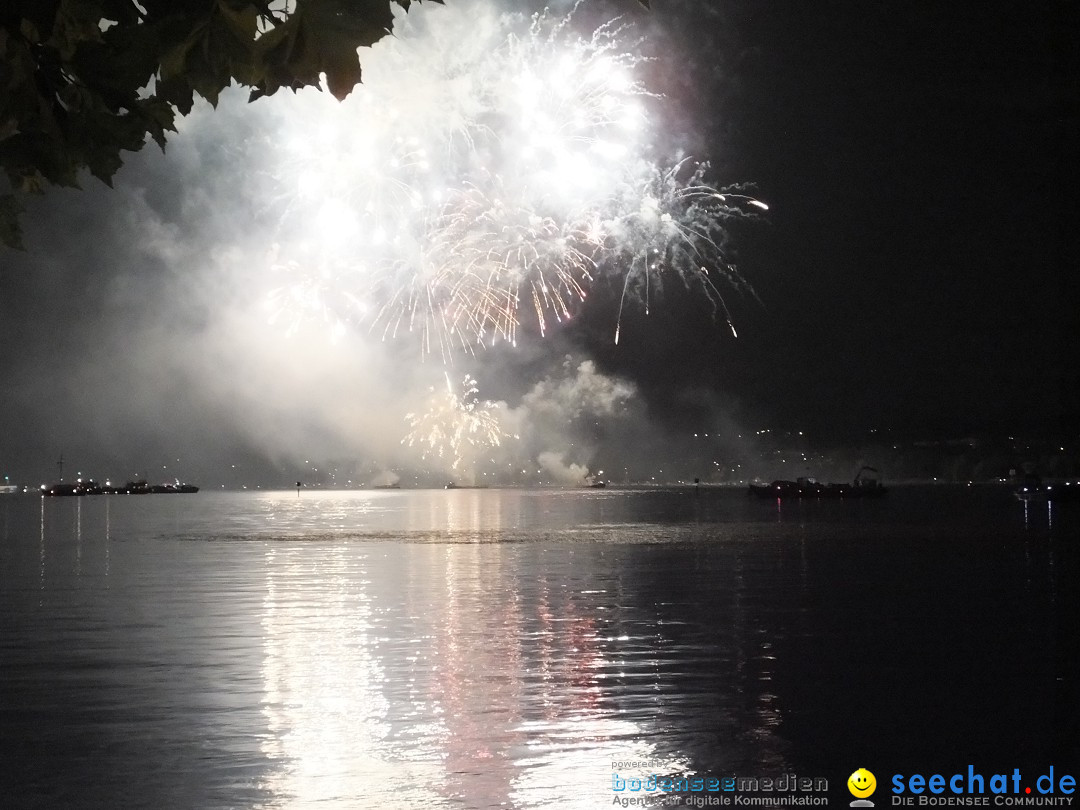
(0, 0, 758, 488)
(536, 451, 593, 485)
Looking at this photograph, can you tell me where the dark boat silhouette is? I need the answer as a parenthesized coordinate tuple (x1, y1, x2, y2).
(1013, 475, 1080, 502)
(749, 468, 887, 500)
(43, 479, 199, 496)
(43, 482, 93, 497)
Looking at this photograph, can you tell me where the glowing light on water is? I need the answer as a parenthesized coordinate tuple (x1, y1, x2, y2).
(267, 0, 766, 356)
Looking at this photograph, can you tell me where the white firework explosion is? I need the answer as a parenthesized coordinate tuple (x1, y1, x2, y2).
(265, 0, 766, 357)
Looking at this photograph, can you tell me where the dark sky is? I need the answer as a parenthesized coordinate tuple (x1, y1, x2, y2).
(1, 0, 1077, 484)
(598, 0, 1079, 441)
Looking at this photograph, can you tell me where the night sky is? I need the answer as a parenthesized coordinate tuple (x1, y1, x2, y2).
(1, 0, 1077, 485)
(604, 0, 1079, 441)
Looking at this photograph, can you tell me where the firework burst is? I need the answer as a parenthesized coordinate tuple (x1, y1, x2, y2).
(432, 181, 600, 344)
(600, 159, 766, 343)
(402, 373, 510, 478)
(266, 0, 765, 356)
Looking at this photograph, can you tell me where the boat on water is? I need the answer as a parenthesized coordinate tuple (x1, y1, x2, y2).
(1013, 476, 1080, 502)
(43, 481, 103, 496)
(143, 481, 199, 494)
(43, 479, 199, 496)
(749, 467, 887, 500)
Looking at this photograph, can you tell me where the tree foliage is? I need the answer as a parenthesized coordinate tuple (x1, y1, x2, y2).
(0, 0, 421, 248)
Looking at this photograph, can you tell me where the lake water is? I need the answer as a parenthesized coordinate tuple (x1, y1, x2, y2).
(1, 487, 1076, 808)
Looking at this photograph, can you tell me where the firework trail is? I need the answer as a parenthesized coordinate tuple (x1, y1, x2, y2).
(267, 0, 766, 355)
(601, 160, 767, 343)
(402, 373, 511, 479)
(430, 180, 600, 344)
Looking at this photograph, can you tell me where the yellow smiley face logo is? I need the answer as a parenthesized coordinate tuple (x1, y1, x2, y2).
(848, 768, 877, 798)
